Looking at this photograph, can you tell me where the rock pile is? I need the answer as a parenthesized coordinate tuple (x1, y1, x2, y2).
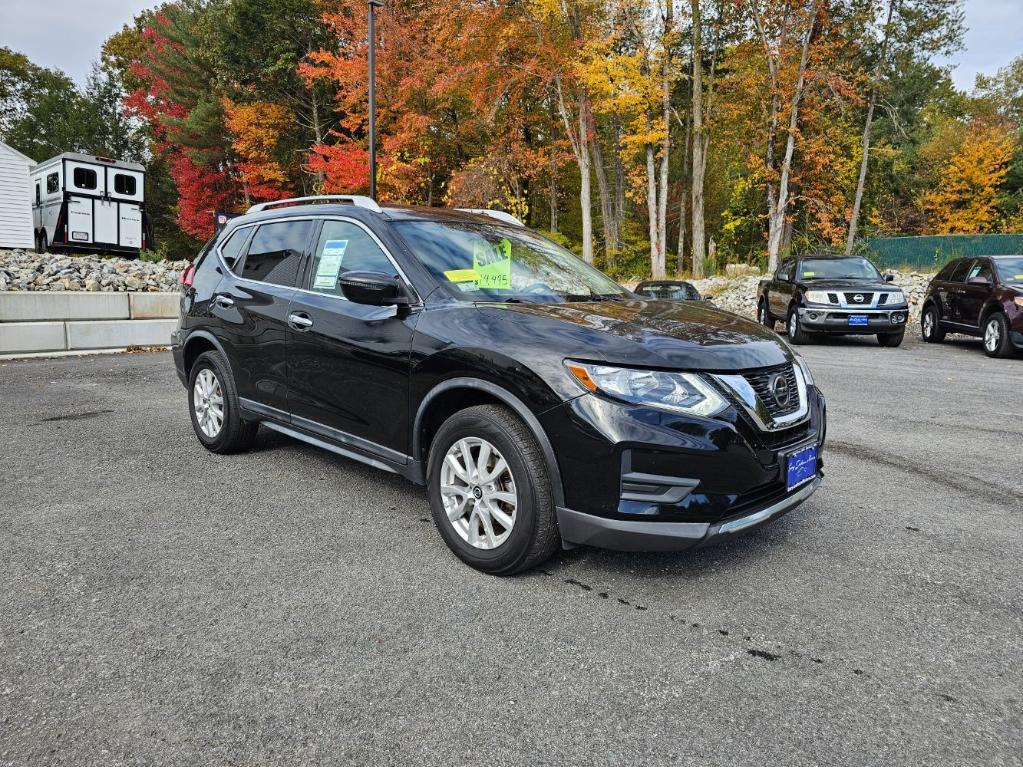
(0, 249, 188, 293)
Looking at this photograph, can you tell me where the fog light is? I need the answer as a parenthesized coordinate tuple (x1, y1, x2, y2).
(891, 313, 904, 324)
(807, 311, 820, 321)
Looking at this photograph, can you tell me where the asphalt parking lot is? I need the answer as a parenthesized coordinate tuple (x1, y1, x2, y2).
(1, 333, 1021, 766)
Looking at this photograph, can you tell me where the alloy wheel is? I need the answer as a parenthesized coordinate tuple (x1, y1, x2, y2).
(788, 312, 797, 339)
(193, 368, 225, 438)
(440, 437, 517, 550)
(984, 318, 1000, 352)
(923, 311, 934, 338)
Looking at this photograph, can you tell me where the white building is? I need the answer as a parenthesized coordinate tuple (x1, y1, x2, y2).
(0, 141, 36, 250)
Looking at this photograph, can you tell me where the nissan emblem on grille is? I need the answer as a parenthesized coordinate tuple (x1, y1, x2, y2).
(770, 373, 791, 406)
(854, 294, 864, 303)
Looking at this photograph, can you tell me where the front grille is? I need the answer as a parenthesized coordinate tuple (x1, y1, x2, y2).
(843, 292, 873, 305)
(741, 364, 800, 419)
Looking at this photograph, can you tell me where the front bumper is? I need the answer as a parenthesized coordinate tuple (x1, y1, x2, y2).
(557, 475, 822, 551)
(798, 305, 907, 334)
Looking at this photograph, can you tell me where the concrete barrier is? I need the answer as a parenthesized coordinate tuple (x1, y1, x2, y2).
(0, 292, 130, 322)
(0, 291, 179, 355)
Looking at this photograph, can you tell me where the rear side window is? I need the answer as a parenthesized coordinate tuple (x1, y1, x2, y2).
(46, 173, 59, 194)
(966, 260, 992, 282)
(219, 228, 249, 271)
(306, 220, 397, 296)
(73, 168, 97, 189)
(238, 220, 313, 286)
(948, 260, 972, 283)
(113, 174, 137, 195)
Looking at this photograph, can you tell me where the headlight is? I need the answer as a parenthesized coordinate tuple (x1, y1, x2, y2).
(794, 354, 814, 387)
(885, 289, 906, 305)
(565, 361, 727, 417)
(804, 290, 832, 304)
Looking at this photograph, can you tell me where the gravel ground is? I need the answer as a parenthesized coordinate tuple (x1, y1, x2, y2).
(1, 337, 1020, 766)
(0, 249, 187, 292)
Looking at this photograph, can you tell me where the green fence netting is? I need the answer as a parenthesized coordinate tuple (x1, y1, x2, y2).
(865, 234, 1023, 269)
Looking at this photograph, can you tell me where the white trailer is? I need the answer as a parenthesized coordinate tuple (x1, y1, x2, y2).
(31, 153, 150, 256)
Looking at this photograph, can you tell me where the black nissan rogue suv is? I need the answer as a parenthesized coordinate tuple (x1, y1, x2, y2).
(172, 196, 826, 574)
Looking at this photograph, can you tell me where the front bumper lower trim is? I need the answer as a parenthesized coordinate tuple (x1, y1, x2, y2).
(557, 475, 822, 552)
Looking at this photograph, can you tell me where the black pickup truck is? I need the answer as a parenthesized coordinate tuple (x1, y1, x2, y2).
(757, 255, 909, 346)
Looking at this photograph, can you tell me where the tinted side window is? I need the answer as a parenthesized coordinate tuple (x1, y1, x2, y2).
(306, 220, 396, 296)
(46, 173, 59, 194)
(238, 220, 312, 286)
(967, 260, 993, 282)
(113, 174, 137, 195)
(948, 260, 972, 283)
(35, 184, 40, 204)
(73, 168, 97, 189)
(219, 228, 249, 271)
(777, 261, 793, 281)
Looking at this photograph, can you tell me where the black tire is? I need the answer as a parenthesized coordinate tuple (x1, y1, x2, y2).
(187, 350, 258, 454)
(36, 231, 47, 255)
(877, 331, 904, 347)
(758, 299, 776, 330)
(921, 305, 945, 343)
(786, 308, 812, 345)
(982, 312, 1014, 358)
(427, 404, 560, 575)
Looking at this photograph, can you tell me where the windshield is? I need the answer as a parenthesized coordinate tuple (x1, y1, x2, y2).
(798, 257, 881, 281)
(639, 283, 699, 300)
(395, 220, 627, 302)
(993, 257, 1023, 284)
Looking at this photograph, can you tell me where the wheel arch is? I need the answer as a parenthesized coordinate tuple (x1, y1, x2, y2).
(182, 330, 229, 379)
(413, 377, 566, 507)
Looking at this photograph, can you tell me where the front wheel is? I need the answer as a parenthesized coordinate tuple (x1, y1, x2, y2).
(982, 312, 1013, 358)
(787, 309, 812, 345)
(877, 331, 904, 347)
(427, 405, 560, 575)
(758, 300, 776, 330)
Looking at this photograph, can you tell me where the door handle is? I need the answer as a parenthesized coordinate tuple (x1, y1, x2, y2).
(215, 295, 234, 308)
(288, 312, 313, 329)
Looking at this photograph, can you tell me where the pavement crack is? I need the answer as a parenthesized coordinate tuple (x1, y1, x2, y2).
(39, 409, 114, 423)
(827, 440, 1022, 505)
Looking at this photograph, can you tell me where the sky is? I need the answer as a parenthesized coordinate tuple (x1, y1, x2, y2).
(0, 0, 1020, 91)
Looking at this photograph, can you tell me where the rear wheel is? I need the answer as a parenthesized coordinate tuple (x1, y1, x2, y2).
(427, 404, 560, 575)
(877, 331, 904, 347)
(982, 312, 1013, 358)
(787, 308, 812, 345)
(35, 231, 47, 254)
(187, 350, 257, 453)
(921, 305, 945, 343)
(758, 300, 775, 330)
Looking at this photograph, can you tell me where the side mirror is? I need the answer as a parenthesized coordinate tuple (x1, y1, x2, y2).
(883, 273, 894, 282)
(339, 271, 409, 306)
(967, 276, 990, 287)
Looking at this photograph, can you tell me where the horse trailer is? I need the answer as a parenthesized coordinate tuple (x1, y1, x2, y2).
(31, 153, 151, 256)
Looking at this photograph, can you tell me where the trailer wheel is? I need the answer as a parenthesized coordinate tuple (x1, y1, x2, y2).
(35, 231, 47, 254)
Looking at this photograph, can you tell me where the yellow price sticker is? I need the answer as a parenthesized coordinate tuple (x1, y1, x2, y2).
(444, 268, 479, 283)
(802, 271, 815, 277)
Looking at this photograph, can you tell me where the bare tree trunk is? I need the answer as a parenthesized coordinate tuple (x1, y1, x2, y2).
(549, 151, 559, 233)
(689, 0, 706, 278)
(647, 143, 662, 277)
(845, 0, 898, 254)
(676, 108, 691, 274)
(613, 118, 625, 243)
(766, 0, 818, 270)
(555, 78, 594, 263)
(309, 87, 326, 188)
(589, 115, 619, 258)
(656, 0, 674, 277)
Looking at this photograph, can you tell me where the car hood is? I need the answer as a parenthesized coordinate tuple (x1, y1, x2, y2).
(799, 279, 892, 291)
(493, 299, 792, 372)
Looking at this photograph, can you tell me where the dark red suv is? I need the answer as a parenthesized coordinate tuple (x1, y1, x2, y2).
(921, 255, 1023, 357)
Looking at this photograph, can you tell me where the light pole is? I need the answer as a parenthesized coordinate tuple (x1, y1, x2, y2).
(368, 0, 384, 200)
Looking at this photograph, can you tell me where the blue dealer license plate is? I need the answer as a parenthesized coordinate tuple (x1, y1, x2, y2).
(848, 315, 869, 326)
(786, 444, 818, 491)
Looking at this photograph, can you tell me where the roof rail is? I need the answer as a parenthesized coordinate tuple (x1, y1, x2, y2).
(456, 208, 525, 227)
(248, 195, 382, 214)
